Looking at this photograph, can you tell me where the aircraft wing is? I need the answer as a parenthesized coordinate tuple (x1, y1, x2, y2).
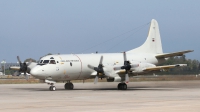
(143, 64, 187, 72)
(9, 66, 20, 70)
(156, 50, 194, 58)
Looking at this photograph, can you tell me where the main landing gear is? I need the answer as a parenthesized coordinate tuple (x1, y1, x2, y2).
(118, 83, 127, 90)
(64, 82, 74, 90)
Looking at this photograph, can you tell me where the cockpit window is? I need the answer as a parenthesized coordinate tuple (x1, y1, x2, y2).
(43, 60, 49, 64)
(50, 60, 56, 64)
(39, 60, 43, 63)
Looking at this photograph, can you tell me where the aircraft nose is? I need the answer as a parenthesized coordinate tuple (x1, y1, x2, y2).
(30, 69, 38, 77)
(30, 66, 41, 77)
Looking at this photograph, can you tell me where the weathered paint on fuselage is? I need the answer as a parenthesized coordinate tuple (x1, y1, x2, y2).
(31, 53, 159, 81)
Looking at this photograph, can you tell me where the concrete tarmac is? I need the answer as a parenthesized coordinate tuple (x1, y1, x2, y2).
(0, 81, 200, 112)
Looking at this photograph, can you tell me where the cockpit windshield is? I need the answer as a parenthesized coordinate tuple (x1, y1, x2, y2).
(38, 59, 56, 65)
(49, 60, 56, 64)
(39, 60, 43, 63)
(43, 60, 49, 64)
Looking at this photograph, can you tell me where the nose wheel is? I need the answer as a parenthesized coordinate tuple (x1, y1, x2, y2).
(118, 83, 127, 90)
(64, 82, 74, 90)
(49, 86, 56, 91)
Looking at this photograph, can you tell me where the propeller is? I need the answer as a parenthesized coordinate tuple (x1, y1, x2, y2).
(14, 56, 30, 80)
(13, 71, 20, 76)
(120, 52, 131, 83)
(88, 56, 105, 84)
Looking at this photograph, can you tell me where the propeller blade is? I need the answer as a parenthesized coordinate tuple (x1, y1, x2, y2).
(99, 56, 103, 65)
(13, 71, 20, 76)
(123, 52, 127, 61)
(88, 64, 95, 69)
(94, 76, 98, 84)
(125, 73, 129, 83)
(17, 56, 22, 64)
(25, 75, 29, 80)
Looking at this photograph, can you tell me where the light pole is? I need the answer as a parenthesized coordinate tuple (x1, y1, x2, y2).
(1, 60, 6, 75)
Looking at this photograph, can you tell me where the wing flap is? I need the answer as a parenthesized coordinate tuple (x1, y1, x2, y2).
(143, 64, 187, 72)
(156, 50, 193, 58)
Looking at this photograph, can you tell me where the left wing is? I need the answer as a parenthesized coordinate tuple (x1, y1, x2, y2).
(9, 66, 20, 70)
(143, 64, 187, 72)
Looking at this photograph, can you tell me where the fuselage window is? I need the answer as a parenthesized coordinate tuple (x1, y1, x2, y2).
(50, 60, 56, 64)
(40, 60, 43, 63)
(43, 60, 49, 64)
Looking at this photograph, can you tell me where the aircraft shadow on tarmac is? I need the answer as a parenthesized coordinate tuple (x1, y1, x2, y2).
(13, 86, 178, 92)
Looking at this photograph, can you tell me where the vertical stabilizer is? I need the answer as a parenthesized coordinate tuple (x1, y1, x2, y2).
(127, 19, 163, 54)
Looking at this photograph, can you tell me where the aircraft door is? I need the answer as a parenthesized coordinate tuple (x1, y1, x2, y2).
(65, 54, 82, 80)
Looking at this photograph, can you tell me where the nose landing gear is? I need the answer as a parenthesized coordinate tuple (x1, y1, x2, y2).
(118, 83, 127, 90)
(49, 85, 56, 91)
(64, 81, 74, 90)
(45, 80, 56, 91)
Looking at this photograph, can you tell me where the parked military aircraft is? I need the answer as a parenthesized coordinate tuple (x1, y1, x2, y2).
(12, 19, 193, 91)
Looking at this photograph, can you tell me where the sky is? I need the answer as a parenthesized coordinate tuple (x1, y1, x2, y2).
(0, 0, 200, 63)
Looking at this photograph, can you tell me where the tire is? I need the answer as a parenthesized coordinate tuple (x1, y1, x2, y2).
(118, 83, 122, 90)
(52, 86, 56, 91)
(64, 83, 69, 90)
(123, 83, 127, 90)
(69, 83, 74, 90)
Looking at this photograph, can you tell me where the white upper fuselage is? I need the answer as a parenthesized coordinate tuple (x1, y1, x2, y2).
(30, 53, 159, 81)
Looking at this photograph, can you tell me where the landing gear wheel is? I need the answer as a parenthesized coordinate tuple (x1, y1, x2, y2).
(64, 83, 69, 90)
(69, 83, 74, 90)
(64, 83, 74, 90)
(117, 83, 127, 90)
(49, 86, 56, 91)
(122, 83, 127, 90)
(118, 83, 122, 90)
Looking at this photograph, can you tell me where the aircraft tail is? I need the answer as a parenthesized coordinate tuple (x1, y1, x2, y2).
(127, 19, 163, 54)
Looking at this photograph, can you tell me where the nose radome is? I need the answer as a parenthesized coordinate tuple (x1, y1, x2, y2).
(30, 67, 39, 77)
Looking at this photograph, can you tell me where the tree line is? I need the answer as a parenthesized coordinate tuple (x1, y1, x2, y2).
(158, 55, 200, 75)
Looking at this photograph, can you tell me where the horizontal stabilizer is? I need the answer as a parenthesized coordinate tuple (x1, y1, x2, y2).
(156, 50, 194, 58)
(143, 64, 187, 72)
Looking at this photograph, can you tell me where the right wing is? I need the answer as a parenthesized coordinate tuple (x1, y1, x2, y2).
(156, 50, 193, 58)
(114, 64, 187, 74)
(143, 64, 187, 72)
